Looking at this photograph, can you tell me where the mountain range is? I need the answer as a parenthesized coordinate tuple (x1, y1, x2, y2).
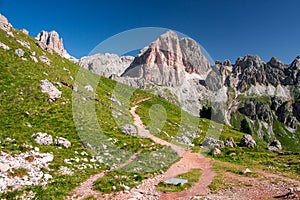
(79, 29, 300, 150)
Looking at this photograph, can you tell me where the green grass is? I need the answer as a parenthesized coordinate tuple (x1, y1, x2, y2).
(237, 95, 271, 105)
(274, 120, 300, 152)
(156, 168, 202, 192)
(93, 146, 179, 193)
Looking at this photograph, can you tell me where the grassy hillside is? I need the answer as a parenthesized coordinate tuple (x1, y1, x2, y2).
(0, 28, 172, 198)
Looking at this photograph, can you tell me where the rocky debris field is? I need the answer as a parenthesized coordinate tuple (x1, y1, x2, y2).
(0, 144, 53, 193)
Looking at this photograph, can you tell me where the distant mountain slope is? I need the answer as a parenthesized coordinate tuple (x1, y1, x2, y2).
(79, 28, 300, 150)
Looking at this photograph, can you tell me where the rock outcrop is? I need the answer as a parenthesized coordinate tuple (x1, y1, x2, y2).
(240, 134, 256, 148)
(0, 13, 12, 32)
(238, 99, 273, 122)
(180, 37, 210, 74)
(54, 137, 71, 148)
(79, 53, 134, 77)
(31, 132, 53, 146)
(36, 30, 72, 59)
(225, 137, 237, 148)
(40, 79, 62, 102)
(201, 137, 224, 148)
(225, 55, 287, 93)
(268, 140, 282, 152)
(122, 30, 211, 87)
(0, 42, 10, 50)
(121, 124, 137, 136)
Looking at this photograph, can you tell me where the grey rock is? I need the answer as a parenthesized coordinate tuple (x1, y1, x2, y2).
(30, 55, 38, 63)
(0, 14, 8, 25)
(292, 101, 300, 122)
(21, 29, 29, 35)
(79, 53, 134, 77)
(110, 95, 122, 106)
(122, 31, 199, 87)
(54, 137, 71, 148)
(164, 178, 188, 185)
(0, 14, 12, 32)
(210, 147, 222, 155)
(176, 135, 193, 146)
(17, 40, 30, 49)
(0, 151, 53, 193)
(0, 42, 9, 50)
(240, 134, 256, 148)
(31, 132, 53, 146)
(225, 137, 237, 148)
(223, 59, 231, 66)
(180, 37, 210, 74)
(267, 140, 282, 152)
(39, 56, 51, 65)
(58, 166, 73, 176)
(0, 163, 10, 173)
(84, 84, 94, 92)
(201, 137, 224, 148)
(14, 48, 25, 57)
(36, 30, 70, 58)
(242, 168, 252, 174)
(40, 79, 62, 102)
(121, 124, 137, 136)
(226, 55, 286, 92)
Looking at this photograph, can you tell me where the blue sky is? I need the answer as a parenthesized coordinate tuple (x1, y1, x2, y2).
(1, 0, 300, 64)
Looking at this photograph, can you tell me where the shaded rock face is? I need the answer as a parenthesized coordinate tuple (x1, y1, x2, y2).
(180, 37, 210, 74)
(122, 30, 211, 87)
(236, 96, 300, 130)
(205, 66, 224, 91)
(36, 30, 69, 58)
(79, 53, 134, 77)
(276, 102, 298, 129)
(238, 99, 272, 122)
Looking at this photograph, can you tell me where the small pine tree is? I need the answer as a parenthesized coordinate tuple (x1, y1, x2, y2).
(200, 106, 212, 119)
(240, 119, 252, 134)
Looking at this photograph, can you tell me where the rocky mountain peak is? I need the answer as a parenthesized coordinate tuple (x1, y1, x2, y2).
(289, 56, 300, 70)
(0, 13, 12, 32)
(267, 57, 286, 70)
(36, 30, 70, 58)
(121, 30, 211, 86)
(79, 53, 134, 77)
(0, 14, 8, 24)
(234, 55, 263, 71)
(180, 37, 210, 74)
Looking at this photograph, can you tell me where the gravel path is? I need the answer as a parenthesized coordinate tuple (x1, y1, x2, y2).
(69, 97, 215, 200)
